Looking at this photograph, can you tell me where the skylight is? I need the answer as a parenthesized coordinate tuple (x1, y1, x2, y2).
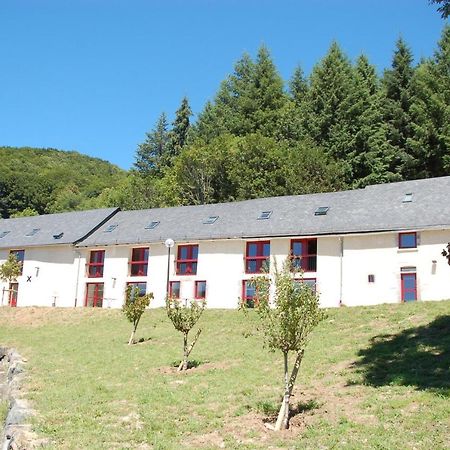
(403, 193, 413, 203)
(104, 224, 118, 233)
(26, 228, 40, 236)
(53, 232, 64, 240)
(257, 211, 272, 220)
(315, 206, 329, 216)
(0, 231, 10, 239)
(145, 221, 160, 230)
(203, 216, 219, 224)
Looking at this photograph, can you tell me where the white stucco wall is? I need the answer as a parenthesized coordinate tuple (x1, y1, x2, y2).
(0, 245, 79, 307)
(2, 228, 449, 309)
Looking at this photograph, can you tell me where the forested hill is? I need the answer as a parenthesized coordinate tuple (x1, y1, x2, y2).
(0, 147, 126, 218)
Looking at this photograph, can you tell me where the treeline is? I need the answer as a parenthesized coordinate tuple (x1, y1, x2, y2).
(2, 26, 449, 217)
(114, 24, 449, 210)
(0, 147, 126, 218)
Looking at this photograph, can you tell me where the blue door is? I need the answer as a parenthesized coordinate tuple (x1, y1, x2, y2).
(401, 273, 417, 302)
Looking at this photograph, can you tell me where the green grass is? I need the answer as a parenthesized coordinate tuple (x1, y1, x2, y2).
(0, 400, 8, 426)
(0, 301, 449, 449)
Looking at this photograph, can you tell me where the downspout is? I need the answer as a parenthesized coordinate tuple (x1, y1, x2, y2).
(339, 237, 344, 306)
(74, 249, 82, 307)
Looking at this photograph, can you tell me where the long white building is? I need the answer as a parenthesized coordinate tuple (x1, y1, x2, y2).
(1, 177, 449, 308)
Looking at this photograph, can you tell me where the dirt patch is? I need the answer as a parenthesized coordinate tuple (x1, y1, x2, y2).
(156, 360, 236, 375)
(0, 307, 119, 328)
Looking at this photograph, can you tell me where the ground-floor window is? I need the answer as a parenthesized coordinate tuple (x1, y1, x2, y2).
(169, 281, 181, 298)
(242, 280, 256, 308)
(85, 283, 104, 307)
(294, 278, 317, 293)
(195, 281, 207, 299)
(126, 282, 147, 297)
(8, 283, 19, 307)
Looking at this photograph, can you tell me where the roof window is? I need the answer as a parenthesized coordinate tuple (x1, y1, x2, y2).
(257, 211, 272, 220)
(53, 232, 64, 240)
(26, 228, 40, 236)
(403, 193, 413, 203)
(203, 216, 219, 224)
(145, 221, 160, 230)
(104, 224, 118, 233)
(315, 206, 329, 216)
(0, 231, 10, 239)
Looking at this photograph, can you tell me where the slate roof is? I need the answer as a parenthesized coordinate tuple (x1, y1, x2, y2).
(77, 176, 450, 247)
(0, 208, 119, 249)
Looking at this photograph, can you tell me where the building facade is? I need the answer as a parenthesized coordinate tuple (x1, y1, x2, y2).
(1, 177, 450, 308)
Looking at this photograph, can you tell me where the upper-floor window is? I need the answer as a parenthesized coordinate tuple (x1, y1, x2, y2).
(176, 244, 198, 275)
(130, 247, 149, 276)
(245, 241, 270, 274)
(291, 239, 317, 272)
(10, 250, 25, 275)
(399, 232, 417, 249)
(87, 250, 105, 278)
(195, 281, 207, 299)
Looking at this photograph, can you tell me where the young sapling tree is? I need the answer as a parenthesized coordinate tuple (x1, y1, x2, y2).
(166, 296, 205, 371)
(123, 285, 153, 345)
(0, 253, 22, 306)
(442, 243, 450, 265)
(242, 257, 325, 430)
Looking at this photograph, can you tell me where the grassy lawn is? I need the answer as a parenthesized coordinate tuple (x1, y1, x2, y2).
(0, 301, 449, 449)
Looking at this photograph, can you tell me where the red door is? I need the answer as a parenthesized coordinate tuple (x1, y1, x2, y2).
(85, 283, 104, 307)
(9, 283, 19, 307)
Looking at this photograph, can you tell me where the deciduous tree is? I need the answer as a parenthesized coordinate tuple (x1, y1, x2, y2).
(123, 285, 153, 345)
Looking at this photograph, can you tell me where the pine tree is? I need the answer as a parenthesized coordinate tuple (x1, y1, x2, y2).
(303, 42, 355, 181)
(194, 46, 286, 139)
(289, 65, 308, 105)
(167, 97, 193, 163)
(382, 38, 416, 178)
(408, 25, 450, 177)
(349, 55, 400, 186)
(134, 112, 169, 176)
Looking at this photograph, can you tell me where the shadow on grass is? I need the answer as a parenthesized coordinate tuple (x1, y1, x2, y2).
(171, 359, 205, 369)
(257, 399, 321, 421)
(352, 315, 450, 396)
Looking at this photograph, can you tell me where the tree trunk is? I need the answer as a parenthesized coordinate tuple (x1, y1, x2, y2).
(274, 350, 304, 431)
(128, 321, 139, 345)
(177, 329, 202, 371)
(275, 352, 290, 430)
(179, 332, 189, 371)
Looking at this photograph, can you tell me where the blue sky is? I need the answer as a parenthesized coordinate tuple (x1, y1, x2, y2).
(0, 0, 447, 170)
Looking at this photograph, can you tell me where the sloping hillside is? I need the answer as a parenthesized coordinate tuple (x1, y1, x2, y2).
(0, 147, 126, 218)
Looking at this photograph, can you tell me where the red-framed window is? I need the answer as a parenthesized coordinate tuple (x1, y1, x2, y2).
(245, 241, 270, 274)
(399, 232, 417, 249)
(10, 250, 25, 275)
(293, 278, 317, 294)
(87, 250, 105, 278)
(126, 282, 147, 297)
(8, 283, 19, 307)
(176, 245, 198, 275)
(85, 283, 104, 307)
(195, 281, 207, 299)
(130, 247, 149, 276)
(242, 280, 257, 308)
(169, 281, 181, 298)
(401, 273, 417, 302)
(291, 239, 317, 272)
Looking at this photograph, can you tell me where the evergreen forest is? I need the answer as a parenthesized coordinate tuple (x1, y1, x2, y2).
(1, 25, 449, 218)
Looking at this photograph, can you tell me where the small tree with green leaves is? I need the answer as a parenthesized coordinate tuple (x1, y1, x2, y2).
(0, 253, 22, 306)
(123, 286, 153, 345)
(242, 257, 325, 431)
(442, 243, 450, 265)
(166, 297, 205, 371)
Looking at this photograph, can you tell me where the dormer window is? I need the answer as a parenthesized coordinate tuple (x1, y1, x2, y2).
(145, 221, 160, 230)
(403, 193, 413, 203)
(315, 207, 329, 216)
(104, 224, 118, 233)
(258, 211, 272, 220)
(203, 216, 218, 224)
